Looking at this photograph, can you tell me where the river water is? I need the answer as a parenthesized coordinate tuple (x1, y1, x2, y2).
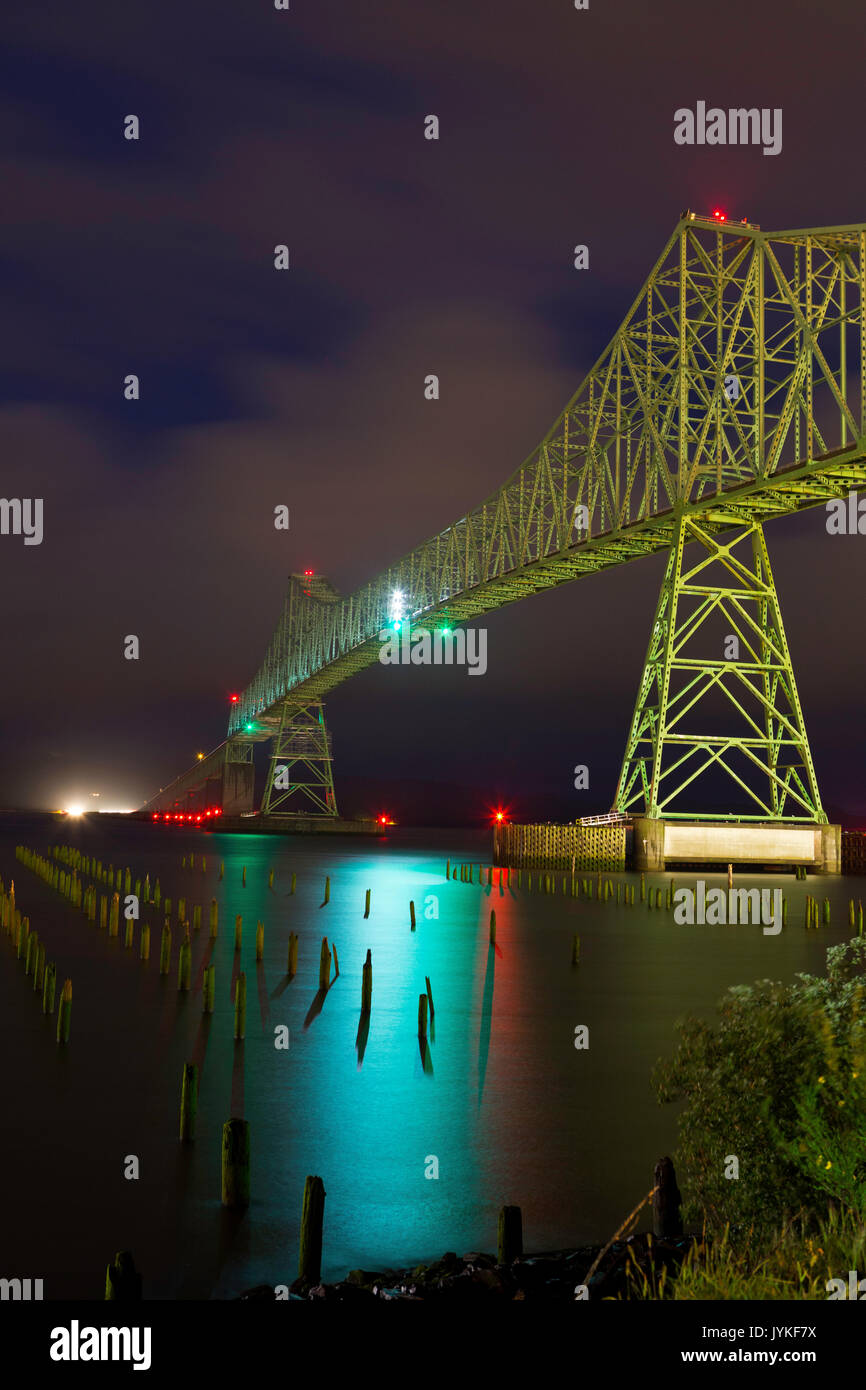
(0, 814, 857, 1298)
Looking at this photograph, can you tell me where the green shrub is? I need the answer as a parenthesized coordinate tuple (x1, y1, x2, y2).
(653, 937, 866, 1233)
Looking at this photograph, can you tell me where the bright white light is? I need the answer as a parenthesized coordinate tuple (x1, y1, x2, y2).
(65, 804, 84, 817)
(389, 588, 406, 623)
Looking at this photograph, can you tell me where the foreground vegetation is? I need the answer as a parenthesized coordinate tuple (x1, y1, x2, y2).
(634, 937, 866, 1298)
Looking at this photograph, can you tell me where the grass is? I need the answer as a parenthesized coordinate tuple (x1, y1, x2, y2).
(620, 1208, 866, 1300)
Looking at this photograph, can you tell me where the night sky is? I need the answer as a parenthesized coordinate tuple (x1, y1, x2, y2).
(1, 0, 864, 824)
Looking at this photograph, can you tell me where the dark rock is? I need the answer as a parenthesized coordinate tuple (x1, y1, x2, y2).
(345, 1268, 382, 1287)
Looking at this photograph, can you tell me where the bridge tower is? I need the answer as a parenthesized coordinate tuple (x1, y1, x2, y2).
(261, 697, 338, 817)
(613, 513, 825, 826)
(242, 572, 341, 819)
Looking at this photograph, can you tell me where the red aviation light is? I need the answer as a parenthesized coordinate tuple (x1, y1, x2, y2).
(230, 694, 239, 704)
(712, 208, 727, 222)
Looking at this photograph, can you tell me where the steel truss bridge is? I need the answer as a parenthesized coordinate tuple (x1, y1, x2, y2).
(144, 213, 866, 826)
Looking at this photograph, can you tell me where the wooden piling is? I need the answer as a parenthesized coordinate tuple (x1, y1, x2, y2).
(178, 931, 191, 990)
(331, 942, 339, 976)
(140, 924, 150, 961)
(25, 929, 36, 976)
(425, 974, 434, 1018)
(34, 940, 45, 992)
(42, 961, 56, 1014)
(489, 909, 496, 945)
(104, 1251, 142, 1301)
(203, 964, 215, 1014)
(291, 872, 297, 895)
(209, 899, 218, 937)
(418, 993, 428, 1038)
(323, 876, 330, 904)
(233, 972, 247, 1039)
(124, 917, 134, 949)
(109, 894, 119, 937)
(497, 1204, 523, 1264)
(221, 1119, 250, 1208)
(219, 860, 224, 880)
(268, 869, 274, 888)
(318, 938, 331, 990)
(234, 914, 243, 952)
(364, 888, 371, 919)
(242, 865, 246, 886)
(298, 1176, 325, 1284)
(823, 898, 831, 925)
(652, 1156, 683, 1237)
(159, 924, 172, 975)
(288, 932, 298, 978)
(256, 921, 264, 961)
(361, 949, 372, 1013)
(179, 1062, 198, 1140)
(410, 900, 416, 931)
(56, 979, 72, 1044)
(727, 863, 733, 889)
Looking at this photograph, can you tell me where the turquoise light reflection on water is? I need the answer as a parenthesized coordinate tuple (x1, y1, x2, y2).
(2, 818, 859, 1297)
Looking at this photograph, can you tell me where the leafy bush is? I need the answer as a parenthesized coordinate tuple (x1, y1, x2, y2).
(653, 937, 866, 1233)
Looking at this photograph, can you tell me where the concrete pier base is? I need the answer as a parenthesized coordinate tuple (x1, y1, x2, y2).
(632, 818, 841, 875)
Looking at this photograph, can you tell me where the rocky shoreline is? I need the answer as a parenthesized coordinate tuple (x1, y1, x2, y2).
(238, 1231, 696, 1301)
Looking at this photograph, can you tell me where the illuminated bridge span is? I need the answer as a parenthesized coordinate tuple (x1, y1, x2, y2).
(145, 213, 866, 840)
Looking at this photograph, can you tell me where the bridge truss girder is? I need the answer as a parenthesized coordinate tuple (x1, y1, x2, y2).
(146, 215, 866, 823)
